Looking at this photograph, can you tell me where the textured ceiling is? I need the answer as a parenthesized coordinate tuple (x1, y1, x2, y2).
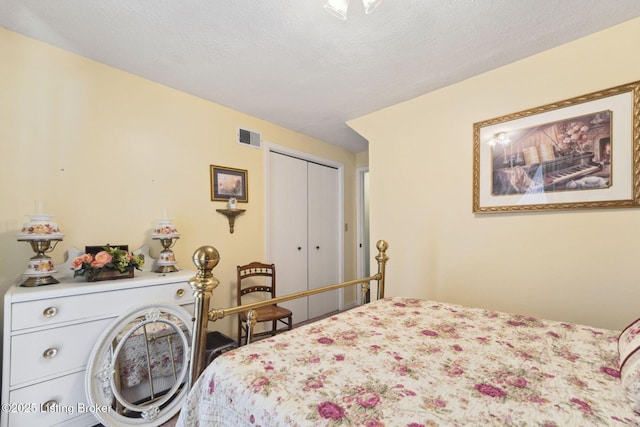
(2, 1, 640, 152)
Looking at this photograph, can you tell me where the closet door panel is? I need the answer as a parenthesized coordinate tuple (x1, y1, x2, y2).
(307, 162, 339, 318)
(269, 152, 309, 323)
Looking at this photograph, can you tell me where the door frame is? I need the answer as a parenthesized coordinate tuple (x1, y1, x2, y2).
(264, 143, 345, 311)
(356, 167, 370, 305)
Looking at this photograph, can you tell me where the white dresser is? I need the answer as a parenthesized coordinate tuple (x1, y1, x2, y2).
(1, 266, 195, 427)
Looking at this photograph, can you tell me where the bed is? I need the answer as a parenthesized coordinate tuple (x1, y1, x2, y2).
(177, 241, 640, 426)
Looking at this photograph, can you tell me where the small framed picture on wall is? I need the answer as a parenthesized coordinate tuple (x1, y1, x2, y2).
(210, 165, 248, 202)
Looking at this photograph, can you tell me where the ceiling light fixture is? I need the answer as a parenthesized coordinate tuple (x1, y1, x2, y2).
(324, 0, 382, 20)
(362, 0, 382, 14)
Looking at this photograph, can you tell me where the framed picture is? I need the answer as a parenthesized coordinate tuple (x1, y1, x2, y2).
(473, 81, 640, 213)
(210, 165, 248, 202)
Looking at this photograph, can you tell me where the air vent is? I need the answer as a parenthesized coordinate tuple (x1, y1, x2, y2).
(238, 128, 262, 148)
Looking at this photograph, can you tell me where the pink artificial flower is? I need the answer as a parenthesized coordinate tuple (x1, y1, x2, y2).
(71, 258, 82, 270)
(91, 251, 112, 268)
(72, 253, 93, 270)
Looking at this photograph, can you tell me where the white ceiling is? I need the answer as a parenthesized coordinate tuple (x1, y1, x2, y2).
(2, 1, 640, 152)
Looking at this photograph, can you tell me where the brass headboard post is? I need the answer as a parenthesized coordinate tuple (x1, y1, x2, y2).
(188, 245, 220, 386)
(375, 240, 389, 299)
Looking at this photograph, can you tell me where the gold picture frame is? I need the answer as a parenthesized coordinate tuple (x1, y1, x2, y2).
(473, 81, 640, 213)
(210, 165, 248, 202)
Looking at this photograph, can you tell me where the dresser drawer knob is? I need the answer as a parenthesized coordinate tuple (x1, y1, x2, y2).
(41, 400, 58, 412)
(176, 288, 185, 298)
(43, 348, 58, 359)
(43, 307, 58, 318)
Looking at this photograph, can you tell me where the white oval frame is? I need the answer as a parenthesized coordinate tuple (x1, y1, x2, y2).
(85, 303, 192, 427)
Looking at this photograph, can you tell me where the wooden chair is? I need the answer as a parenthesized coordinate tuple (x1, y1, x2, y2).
(237, 262, 293, 346)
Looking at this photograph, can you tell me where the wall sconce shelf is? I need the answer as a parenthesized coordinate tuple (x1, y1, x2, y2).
(216, 209, 246, 234)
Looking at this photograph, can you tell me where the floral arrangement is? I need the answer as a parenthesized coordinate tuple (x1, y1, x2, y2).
(72, 245, 144, 278)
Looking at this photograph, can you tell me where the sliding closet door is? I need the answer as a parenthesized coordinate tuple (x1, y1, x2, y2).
(269, 152, 309, 323)
(307, 162, 339, 318)
(269, 151, 340, 324)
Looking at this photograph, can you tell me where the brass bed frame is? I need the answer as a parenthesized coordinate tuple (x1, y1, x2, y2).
(186, 240, 389, 385)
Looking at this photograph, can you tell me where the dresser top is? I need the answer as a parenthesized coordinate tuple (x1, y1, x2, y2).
(6, 246, 200, 302)
(6, 269, 196, 302)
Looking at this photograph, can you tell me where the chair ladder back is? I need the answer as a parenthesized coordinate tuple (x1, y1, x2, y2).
(237, 262, 277, 303)
(236, 261, 291, 346)
(240, 285, 273, 297)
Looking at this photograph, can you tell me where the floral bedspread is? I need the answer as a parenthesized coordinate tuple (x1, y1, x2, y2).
(177, 297, 640, 426)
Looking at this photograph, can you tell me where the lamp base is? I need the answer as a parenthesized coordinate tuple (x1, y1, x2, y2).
(154, 238, 179, 273)
(20, 275, 60, 287)
(155, 265, 179, 273)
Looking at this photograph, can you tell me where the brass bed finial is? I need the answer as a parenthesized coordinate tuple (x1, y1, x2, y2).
(188, 245, 220, 386)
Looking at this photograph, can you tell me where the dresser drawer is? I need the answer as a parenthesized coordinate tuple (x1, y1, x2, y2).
(7, 371, 94, 427)
(11, 281, 193, 330)
(10, 318, 112, 386)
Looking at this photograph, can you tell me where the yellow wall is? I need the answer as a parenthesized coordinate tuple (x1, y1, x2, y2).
(0, 28, 358, 338)
(356, 151, 369, 169)
(350, 17, 640, 331)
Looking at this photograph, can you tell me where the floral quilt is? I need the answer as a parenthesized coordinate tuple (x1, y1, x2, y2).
(177, 297, 640, 426)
